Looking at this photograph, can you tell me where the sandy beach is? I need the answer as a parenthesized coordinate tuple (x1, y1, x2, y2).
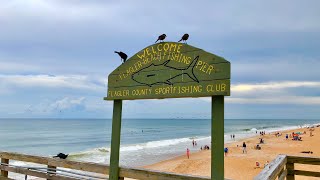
(144, 126, 320, 179)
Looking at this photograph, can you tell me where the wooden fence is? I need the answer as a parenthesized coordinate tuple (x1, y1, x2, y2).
(0, 151, 210, 180)
(6, 151, 318, 180)
(255, 154, 320, 180)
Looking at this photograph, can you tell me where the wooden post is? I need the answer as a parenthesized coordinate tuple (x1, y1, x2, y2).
(109, 100, 123, 180)
(1, 158, 9, 177)
(211, 96, 224, 180)
(47, 165, 56, 179)
(278, 167, 285, 180)
(286, 162, 295, 180)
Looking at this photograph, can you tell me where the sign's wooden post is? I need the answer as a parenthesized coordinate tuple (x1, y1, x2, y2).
(211, 96, 224, 180)
(109, 100, 123, 180)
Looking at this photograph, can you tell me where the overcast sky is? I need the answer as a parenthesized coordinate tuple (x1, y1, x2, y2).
(0, 0, 319, 119)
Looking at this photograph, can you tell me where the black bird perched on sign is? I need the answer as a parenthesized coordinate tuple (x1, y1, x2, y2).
(114, 51, 128, 63)
(53, 153, 68, 159)
(178, 33, 189, 43)
(155, 34, 166, 43)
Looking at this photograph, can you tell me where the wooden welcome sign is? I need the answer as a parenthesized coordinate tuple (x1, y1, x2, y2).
(105, 42, 230, 180)
(105, 42, 230, 100)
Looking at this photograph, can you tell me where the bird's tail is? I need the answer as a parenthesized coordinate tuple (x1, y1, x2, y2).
(114, 51, 119, 54)
(178, 39, 182, 42)
(155, 39, 159, 43)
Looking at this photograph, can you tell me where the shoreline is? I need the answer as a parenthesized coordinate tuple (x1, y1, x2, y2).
(143, 125, 320, 179)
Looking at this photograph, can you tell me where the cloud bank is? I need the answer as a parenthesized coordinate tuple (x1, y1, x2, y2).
(0, 1, 319, 118)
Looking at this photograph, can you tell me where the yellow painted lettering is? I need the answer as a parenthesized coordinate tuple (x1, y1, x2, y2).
(163, 43, 170, 51)
(151, 47, 157, 54)
(137, 50, 146, 60)
(169, 52, 174, 60)
(162, 52, 167, 60)
(177, 44, 182, 53)
(201, 63, 207, 73)
(169, 43, 177, 52)
(145, 48, 151, 56)
(157, 44, 163, 51)
(216, 84, 221, 92)
(174, 53, 180, 61)
(186, 56, 191, 64)
(196, 60, 203, 68)
(206, 85, 214, 92)
(206, 65, 214, 75)
(221, 84, 226, 91)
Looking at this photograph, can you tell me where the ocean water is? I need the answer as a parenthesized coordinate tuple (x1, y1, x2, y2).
(0, 118, 319, 168)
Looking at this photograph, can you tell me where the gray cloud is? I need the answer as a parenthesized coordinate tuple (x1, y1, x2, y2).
(0, 74, 107, 94)
(0, 0, 319, 118)
(1, 1, 319, 75)
(1, 1, 319, 44)
(232, 55, 320, 82)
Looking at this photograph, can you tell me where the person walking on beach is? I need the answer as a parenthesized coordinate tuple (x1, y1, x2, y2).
(242, 142, 247, 154)
(224, 147, 229, 156)
(233, 134, 235, 140)
(186, 148, 190, 159)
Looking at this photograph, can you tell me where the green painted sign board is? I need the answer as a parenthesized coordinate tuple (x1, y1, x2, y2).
(105, 42, 230, 100)
(105, 42, 230, 180)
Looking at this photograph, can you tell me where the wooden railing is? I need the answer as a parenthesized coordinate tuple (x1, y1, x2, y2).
(255, 154, 320, 180)
(0, 151, 210, 180)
